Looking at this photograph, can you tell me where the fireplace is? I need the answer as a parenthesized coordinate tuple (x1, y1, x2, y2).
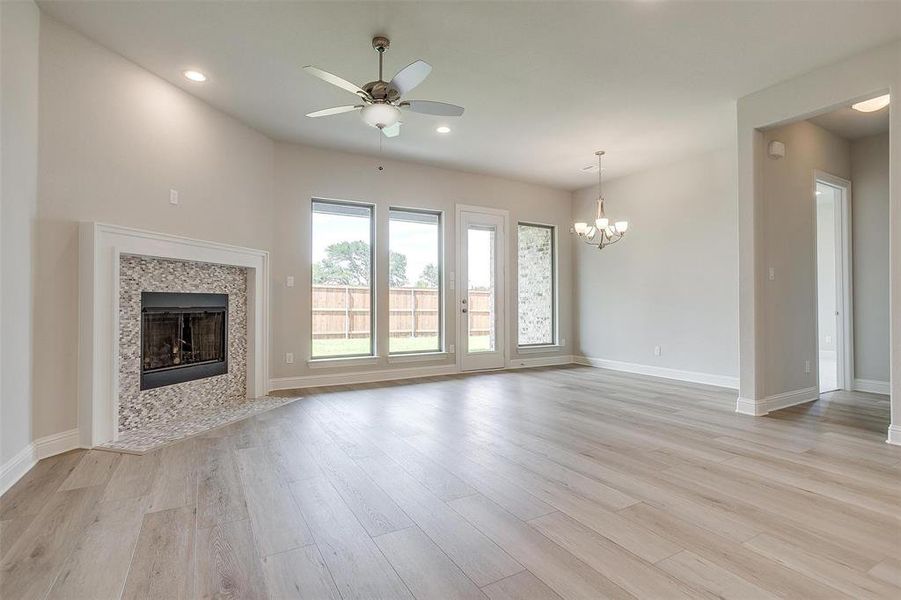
(140, 292, 228, 390)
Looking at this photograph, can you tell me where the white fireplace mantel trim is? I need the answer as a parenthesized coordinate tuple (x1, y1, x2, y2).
(78, 222, 270, 447)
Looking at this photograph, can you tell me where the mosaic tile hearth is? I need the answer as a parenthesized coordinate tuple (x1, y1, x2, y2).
(99, 394, 302, 453)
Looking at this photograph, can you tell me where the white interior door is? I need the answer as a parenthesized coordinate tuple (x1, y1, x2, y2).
(459, 210, 505, 371)
(815, 175, 852, 393)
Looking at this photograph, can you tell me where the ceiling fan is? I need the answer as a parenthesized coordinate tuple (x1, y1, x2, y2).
(303, 36, 464, 138)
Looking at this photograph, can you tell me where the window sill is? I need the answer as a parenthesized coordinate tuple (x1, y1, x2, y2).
(387, 352, 450, 364)
(307, 355, 381, 368)
(517, 344, 564, 355)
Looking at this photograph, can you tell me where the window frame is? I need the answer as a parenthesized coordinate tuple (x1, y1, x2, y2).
(310, 197, 377, 360)
(516, 221, 558, 348)
(388, 206, 444, 356)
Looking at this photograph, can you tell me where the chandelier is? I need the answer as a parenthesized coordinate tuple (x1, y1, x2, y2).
(572, 151, 629, 249)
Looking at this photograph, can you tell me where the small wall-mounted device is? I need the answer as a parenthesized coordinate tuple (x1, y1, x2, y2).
(767, 141, 785, 159)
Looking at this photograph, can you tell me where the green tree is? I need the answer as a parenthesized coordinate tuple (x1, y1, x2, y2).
(312, 240, 408, 287)
(389, 252, 408, 287)
(416, 263, 439, 288)
(313, 240, 372, 285)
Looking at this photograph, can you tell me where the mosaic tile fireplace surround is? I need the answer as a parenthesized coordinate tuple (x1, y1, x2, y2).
(118, 255, 249, 433)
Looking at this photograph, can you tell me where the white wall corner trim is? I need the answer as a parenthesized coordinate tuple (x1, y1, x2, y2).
(0, 429, 81, 496)
(853, 379, 891, 395)
(735, 397, 767, 416)
(735, 386, 819, 416)
(574, 356, 739, 389)
(78, 222, 270, 448)
(887, 424, 901, 446)
(270, 364, 459, 391)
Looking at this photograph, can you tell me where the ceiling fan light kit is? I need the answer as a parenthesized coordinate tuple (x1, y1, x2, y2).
(303, 36, 465, 138)
(573, 151, 629, 250)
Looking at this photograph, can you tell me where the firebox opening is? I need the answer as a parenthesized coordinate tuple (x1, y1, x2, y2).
(140, 292, 228, 390)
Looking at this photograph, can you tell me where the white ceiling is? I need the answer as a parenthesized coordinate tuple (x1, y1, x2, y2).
(38, 1, 901, 190)
(809, 104, 891, 140)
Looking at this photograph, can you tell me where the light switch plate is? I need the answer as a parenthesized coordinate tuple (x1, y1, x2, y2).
(169, 189, 179, 205)
(286, 352, 294, 364)
(286, 276, 295, 287)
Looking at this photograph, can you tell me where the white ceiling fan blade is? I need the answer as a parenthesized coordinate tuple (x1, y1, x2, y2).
(389, 60, 432, 96)
(381, 122, 401, 138)
(303, 66, 369, 99)
(402, 100, 464, 117)
(305, 105, 362, 118)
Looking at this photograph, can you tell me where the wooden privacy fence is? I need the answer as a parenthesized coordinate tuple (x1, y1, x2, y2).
(312, 285, 492, 338)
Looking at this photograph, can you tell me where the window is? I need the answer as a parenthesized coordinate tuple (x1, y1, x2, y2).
(517, 223, 556, 346)
(311, 200, 374, 358)
(389, 209, 442, 354)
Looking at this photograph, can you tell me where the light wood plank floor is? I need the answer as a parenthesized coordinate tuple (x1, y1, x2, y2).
(2, 365, 899, 599)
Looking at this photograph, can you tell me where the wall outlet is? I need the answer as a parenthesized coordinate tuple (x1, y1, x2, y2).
(805, 360, 811, 374)
(768, 267, 775, 281)
(561, 338, 566, 346)
(825, 335, 832, 344)
(286, 275, 295, 287)
(169, 189, 179, 205)
(654, 345, 662, 356)
(449, 344, 455, 353)
(285, 352, 294, 364)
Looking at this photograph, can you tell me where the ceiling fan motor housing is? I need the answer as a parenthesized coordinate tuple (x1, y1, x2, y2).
(363, 80, 400, 103)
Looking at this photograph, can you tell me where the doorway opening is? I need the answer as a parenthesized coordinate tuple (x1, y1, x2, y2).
(815, 174, 852, 393)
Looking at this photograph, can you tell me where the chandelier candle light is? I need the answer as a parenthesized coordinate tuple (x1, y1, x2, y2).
(573, 151, 629, 249)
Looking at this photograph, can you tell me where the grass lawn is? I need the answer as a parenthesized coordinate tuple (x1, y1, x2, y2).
(312, 335, 490, 357)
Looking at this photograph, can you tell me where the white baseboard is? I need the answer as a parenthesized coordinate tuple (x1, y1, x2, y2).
(0, 444, 36, 498)
(270, 364, 459, 391)
(1, 428, 81, 496)
(854, 378, 890, 395)
(507, 355, 574, 369)
(887, 424, 901, 446)
(573, 356, 739, 389)
(734, 386, 818, 416)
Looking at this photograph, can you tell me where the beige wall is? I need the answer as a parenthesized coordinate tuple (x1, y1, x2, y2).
(851, 132, 890, 383)
(31, 15, 573, 440)
(760, 120, 850, 396)
(35, 16, 275, 439)
(571, 149, 739, 381)
(271, 143, 573, 382)
(1, 0, 40, 465)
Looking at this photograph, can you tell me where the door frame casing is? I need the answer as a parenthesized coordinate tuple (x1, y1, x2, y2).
(813, 171, 854, 391)
(455, 204, 510, 372)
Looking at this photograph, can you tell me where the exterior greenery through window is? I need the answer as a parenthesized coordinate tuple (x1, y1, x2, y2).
(389, 209, 442, 354)
(311, 200, 374, 358)
(517, 223, 556, 346)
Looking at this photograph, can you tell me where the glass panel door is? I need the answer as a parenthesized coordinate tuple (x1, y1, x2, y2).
(460, 210, 505, 371)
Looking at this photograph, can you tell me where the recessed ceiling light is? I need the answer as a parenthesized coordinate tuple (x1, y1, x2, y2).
(183, 70, 207, 82)
(436, 126, 451, 134)
(851, 93, 889, 113)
